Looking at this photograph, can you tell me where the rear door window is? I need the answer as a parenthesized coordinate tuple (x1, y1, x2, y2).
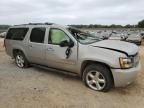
(30, 28, 46, 43)
(6, 28, 29, 40)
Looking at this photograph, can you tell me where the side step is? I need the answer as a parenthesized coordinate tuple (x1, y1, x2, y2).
(31, 64, 78, 77)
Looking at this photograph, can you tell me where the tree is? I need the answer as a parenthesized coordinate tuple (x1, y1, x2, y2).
(138, 19, 144, 28)
(0, 25, 10, 29)
(124, 24, 135, 28)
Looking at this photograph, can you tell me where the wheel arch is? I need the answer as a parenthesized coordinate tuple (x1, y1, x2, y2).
(81, 60, 114, 85)
(13, 49, 25, 58)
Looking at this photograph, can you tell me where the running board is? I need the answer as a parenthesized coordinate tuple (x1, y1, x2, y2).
(31, 64, 78, 76)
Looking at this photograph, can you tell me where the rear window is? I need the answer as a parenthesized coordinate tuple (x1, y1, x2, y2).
(6, 28, 29, 40)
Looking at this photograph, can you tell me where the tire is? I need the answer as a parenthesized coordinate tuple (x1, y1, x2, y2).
(83, 64, 113, 92)
(14, 52, 29, 68)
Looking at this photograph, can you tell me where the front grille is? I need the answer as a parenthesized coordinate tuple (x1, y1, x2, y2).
(131, 53, 139, 67)
(129, 53, 138, 57)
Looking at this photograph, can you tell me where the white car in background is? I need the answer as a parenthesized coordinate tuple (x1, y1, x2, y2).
(126, 32, 142, 45)
(0, 32, 6, 38)
(109, 32, 127, 41)
(140, 31, 144, 39)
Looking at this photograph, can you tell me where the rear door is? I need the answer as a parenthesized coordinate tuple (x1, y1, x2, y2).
(27, 27, 46, 64)
(45, 28, 78, 72)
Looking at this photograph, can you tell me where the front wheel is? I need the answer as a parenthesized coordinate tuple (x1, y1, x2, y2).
(83, 64, 113, 92)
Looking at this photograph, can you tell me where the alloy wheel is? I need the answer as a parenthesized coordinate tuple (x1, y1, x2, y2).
(86, 71, 106, 91)
(16, 55, 25, 68)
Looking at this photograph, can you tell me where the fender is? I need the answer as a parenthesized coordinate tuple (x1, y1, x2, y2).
(91, 46, 129, 56)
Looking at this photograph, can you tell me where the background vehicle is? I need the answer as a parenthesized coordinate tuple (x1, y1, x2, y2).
(88, 31, 103, 40)
(0, 32, 6, 38)
(4, 23, 141, 92)
(98, 31, 111, 40)
(126, 32, 142, 45)
(140, 31, 144, 39)
(108, 31, 127, 41)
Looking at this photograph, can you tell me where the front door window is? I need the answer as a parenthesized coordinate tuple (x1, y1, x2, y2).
(48, 28, 70, 45)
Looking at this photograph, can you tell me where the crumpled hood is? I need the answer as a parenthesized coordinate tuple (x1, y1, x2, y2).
(90, 40, 138, 56)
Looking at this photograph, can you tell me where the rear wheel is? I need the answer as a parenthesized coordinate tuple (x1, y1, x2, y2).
(83, 64, 113, 92)
(15, 52, 29, 68)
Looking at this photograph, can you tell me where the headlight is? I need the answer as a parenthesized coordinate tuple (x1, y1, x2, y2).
(119, 57, 133, 69)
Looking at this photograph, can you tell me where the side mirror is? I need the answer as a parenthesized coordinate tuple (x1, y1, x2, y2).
(59, 40, 74, 48)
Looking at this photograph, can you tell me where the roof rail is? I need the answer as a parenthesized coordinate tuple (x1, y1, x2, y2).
(14, 22, 54, 26)
(28, 22, 54, 25)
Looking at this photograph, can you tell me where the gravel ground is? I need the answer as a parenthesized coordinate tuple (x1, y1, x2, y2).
(0, 38, 144, 108)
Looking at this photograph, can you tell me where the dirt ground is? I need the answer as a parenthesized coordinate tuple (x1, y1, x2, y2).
(0, 38, 144, 108)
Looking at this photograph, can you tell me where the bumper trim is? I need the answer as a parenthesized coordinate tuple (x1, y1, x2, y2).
(111, 63, 141, 87)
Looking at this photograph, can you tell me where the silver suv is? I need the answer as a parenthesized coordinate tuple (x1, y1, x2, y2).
(4, 23, 141, 92)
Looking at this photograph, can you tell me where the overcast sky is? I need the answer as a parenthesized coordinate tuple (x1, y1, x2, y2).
(0, 0, 144, 25)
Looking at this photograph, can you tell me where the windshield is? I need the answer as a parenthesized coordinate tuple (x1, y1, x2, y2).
(68, 27, 101, 44)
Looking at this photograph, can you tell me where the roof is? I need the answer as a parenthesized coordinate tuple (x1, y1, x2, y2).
(12, 23, 68, 29)
(15, 22, 53, 26)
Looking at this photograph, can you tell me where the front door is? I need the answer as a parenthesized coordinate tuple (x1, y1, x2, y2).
(45, 28, 77, 72)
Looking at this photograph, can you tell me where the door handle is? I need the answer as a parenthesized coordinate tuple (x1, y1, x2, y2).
(47, 47, 54, 51)
(28, 45, 32, 47)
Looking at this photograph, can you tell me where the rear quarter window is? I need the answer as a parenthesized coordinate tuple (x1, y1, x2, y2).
(6, 28, 29, 40)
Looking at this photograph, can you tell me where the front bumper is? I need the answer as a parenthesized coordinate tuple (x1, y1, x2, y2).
(111, 63, 141, 87)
